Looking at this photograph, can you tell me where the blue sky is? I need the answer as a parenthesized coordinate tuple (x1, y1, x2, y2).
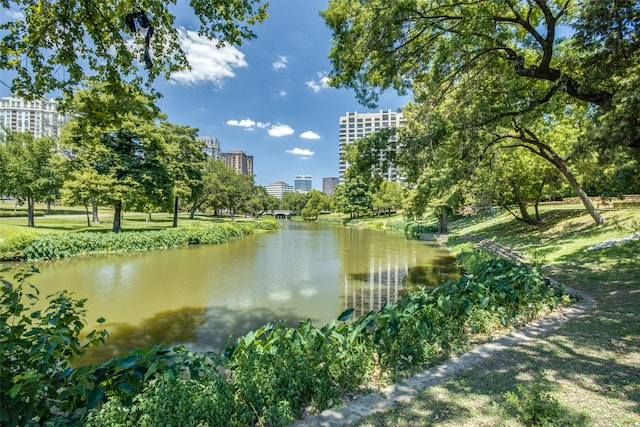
(0, 0, 409, 189)
(154, 0, 409, 189)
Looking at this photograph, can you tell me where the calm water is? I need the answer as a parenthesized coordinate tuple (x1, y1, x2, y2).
(16, 221, 459, 364)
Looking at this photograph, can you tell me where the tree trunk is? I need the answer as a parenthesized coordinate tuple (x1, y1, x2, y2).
(92, 203, 100, 223)
(27, 196, 35, 227)
(555, 159, 605, 225)
(112, 200, 122, 233)
(85, 204, 91, 227)
(510, 180, 538, 225)
(189, 200, 198, 219)
(438, 211, 448, 233)
(508, 129, 605, 225)
(173, 196, 179, 227)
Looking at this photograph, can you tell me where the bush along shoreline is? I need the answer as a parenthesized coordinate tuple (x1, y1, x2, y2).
(0, 218, 280, 261)
(316, 217, 440, 236)
(1, 252, 572, 426)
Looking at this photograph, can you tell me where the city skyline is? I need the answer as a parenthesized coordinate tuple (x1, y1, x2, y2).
(0, 1, 410, 190)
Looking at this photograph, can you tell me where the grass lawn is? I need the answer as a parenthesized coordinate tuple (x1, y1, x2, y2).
(352, 206, 640, 426)
(0, 202, 249, 238)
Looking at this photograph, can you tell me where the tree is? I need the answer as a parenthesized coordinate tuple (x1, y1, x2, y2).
(301, 190, 331, 220)
(1, 0, 268, 102)
(59, 169, 111, 227)
(330, 184, 349, 218)
(572, 1, 640, 154)
(223, 172, 255, 218)
(59, 82, 173, 232)
(246, 186, 279, 218)
(322, 0, 639, 225)
(372, 181, 403, 216)
(344, 127, 399, 190)
(0, 131, 62, 227)
(322, 0, 623, 111)
(282, 191, 309, 215)
(161, 123, 206, 227)
(342, 176, 373, 219)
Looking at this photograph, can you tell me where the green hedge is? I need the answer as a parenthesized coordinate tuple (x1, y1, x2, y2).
(0, 210, 46, 218)
(0, 219, 280, 261)
(0, 254, 570, 426)
(383, 220, 440, 236)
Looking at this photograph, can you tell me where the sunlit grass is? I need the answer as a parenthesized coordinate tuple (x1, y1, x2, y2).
(0, 203, 254, 239)
(353, 205, 640, 427)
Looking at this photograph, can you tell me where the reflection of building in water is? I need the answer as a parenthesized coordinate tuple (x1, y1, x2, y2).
(339, 250, 460, 318)
(341, 255, 409, 318)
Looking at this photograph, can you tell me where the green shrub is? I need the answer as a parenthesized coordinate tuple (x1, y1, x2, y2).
(0, 209, 46, 218)
(0, 231, 39, 260)
(17, 220, 280, 261)
(384, 221, 440, 236)
(2, 247, 569, 426)
(0, 267, 108, 426)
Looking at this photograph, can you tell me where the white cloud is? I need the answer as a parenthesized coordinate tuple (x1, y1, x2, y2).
(300, 131, 320, 140)
(227, 119, 270, 131)
(227, 119, 255, 128)
(170, 28, 247, 86)
(279, 90, 287, 97)
(273, 55, 288, 70)
(287, 148, 315, 156)
(306, 72, 330, 93)
(268, 124, 295, 137)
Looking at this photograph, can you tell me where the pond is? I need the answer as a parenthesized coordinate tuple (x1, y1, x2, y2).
(14, 221, 459, 364)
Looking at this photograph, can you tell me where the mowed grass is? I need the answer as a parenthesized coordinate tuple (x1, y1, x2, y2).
(353, 206, 640, 426)
(0, 202, 245, 238)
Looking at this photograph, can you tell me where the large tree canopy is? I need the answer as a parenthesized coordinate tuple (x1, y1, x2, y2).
(0, 0, 268, 101)
(0, 131, 62, 227)
(322, 0, 639, 150)
(59, 82, 175, 232)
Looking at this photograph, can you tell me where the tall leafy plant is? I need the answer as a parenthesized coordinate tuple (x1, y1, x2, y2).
(0, 267, 108, 426)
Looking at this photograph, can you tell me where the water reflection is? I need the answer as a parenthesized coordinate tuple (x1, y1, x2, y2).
(335, 227, 459, 318)
(13, 221, 458, 364)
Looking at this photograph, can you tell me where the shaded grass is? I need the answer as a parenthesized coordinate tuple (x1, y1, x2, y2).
(0, 208, 247, 237)
(352, 207, 640, 426)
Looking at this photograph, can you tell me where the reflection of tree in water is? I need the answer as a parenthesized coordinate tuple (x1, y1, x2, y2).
(78, 306, 302, 366)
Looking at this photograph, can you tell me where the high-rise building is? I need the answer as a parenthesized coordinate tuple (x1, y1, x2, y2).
(0, 95, 66, 138)
(338, 109, 406, 183)
(293, 175, 312, 193)
(197, 136, 221, 160)
(265, 181, 293, 199)
(322, 177, 340, 196)
(221, 150, 254, 175)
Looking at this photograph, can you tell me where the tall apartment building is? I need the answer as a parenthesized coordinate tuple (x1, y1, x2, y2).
(338, 109, 406, 183)
(221, 150, 254, 175)
(293, 175, 312, 193)
(322, 177, 340, 196)
(0, 95, 65, 138)
(197, 136, 221, 160)
(265, 181, 293, 199)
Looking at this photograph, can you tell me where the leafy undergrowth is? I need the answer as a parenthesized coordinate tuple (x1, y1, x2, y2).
(1, 253, 568, 427)
(353, 207, 640, 426)
(0, 218, 280, 261)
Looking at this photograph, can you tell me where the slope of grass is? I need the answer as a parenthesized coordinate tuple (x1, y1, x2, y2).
(353, 207, 640, 426)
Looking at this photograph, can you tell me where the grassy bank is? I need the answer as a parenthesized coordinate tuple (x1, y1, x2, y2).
(353, 207, 640, 426)
(0, 204, 280, 261)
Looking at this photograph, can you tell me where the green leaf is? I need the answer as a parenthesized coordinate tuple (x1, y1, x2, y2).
(337, 308, 354, 322)
(8, 382, 22, 399)
(87, 385, 105, 409)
